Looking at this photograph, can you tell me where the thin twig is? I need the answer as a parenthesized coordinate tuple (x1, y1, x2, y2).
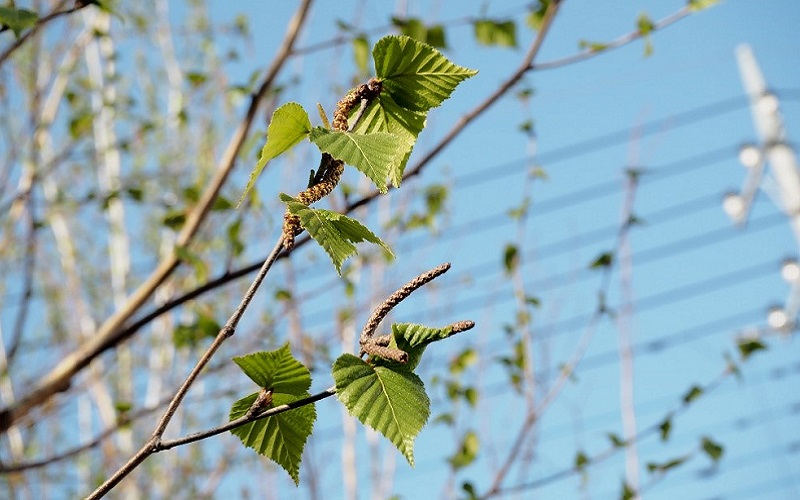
(533, 7, 693, 71)
(496, 363, 737, 495)
(87, 236, 285, 499)
(0, 0, 86, 68)
(0, 0, 315, 434)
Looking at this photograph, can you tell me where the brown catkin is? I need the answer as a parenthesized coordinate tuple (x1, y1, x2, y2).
(282, 78, 382, 250)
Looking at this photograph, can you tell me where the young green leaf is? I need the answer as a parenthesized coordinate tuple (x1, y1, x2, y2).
(280, 194, 393, 275)
(646, 455, 689, 473)
(448, 430, 479, 470)
(736, 337, 767, 360)
(308, 127, 404, 193)
(688, 0, 719, 11)
(352, 34, 370, 75)
(701, 436, 724, 463)
(682, 385, 704, 404)
(333, 353, 430, 466)
(659, 416, 672, 441)
(0, 7, 38, 38)
(474, 19, 517, 47)
(590, 251, 614, 269)
(379, 322, 463, 371)
(232, 344, 311, 395)
(229, 344, 315, 484)
(349, 92, 426, 186)
(229, 391, 316, 485)
(372, 35, 478, 113)
(238, 103, 312, 207)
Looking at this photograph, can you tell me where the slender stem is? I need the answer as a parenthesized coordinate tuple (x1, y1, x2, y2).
(158, 387, 337, 451)
(0, 0, 315, 434)
(533, 7, 692, 71)
(0, 0, 83, 69)
(347, 0, 562, 213)
(87, 236, 285, 499)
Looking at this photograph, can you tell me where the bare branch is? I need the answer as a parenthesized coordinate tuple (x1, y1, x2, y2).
(533, 7, 693, 71)
(0, 0, 315, 434)
(0, 0, 88, 68)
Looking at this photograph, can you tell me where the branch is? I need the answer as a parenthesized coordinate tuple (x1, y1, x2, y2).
(495, 363, 736, 496)
(86, 236, 286, 499)
(532, 7, 693, 71)
(0, 0, 88, 68)
(66, 0, 569, 366)
(0, 0, 314, 434)
(347, 0, 562, 212)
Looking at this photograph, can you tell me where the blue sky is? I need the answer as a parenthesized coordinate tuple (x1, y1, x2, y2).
(3, 0, 799, 498)
(189, 1, 800, 498)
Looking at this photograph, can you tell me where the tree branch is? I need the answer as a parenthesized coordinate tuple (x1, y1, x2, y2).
(0, 0, 315, 434)
(0, 0, 87, 68)
(532, 7, 693, 71)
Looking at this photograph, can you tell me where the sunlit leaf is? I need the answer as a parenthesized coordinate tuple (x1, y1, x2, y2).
(659, 416, 672, 441)
(688, 0, 719, 11)
(238, 103, 311, 207)
(378, 322, 463, 371)
(232, 344, 311, 395)
(281, 194, 393, 275)
(682, 385, 703, 404)
(373, 35, 477, 112)
(737, 337, 767, 360)
(474, 19, 517, 47)
(701, 436, 724, 463)
(333, 353, 430, 466)
(590, 251, 614, 269)
(309, 127, 404, 193)
(229, 392, 315, 485)
(0, 7, 38, 38)
(448, 430, 479, 470)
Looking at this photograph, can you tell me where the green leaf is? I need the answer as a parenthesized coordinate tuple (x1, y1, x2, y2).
(574, 451, 589, 470)
(688, 0, 719, 11)
(646, 455, 689, 473)
(391, 17, 447, 48)
(637, 13, 655, 57)
(590, 251, 614, 269)
(659, 416, 672, 441)
(449, 430, 479, 470)
(682, 385, 704, 404)
(737, 337, 767, 360)
(229, 391, 316, 485)
(162, 209, 186, 229)
(701, 436, 724, 463)
(333, 353, 430, 465)
(353, 34, 370, 75)
(474, 19, 517, 48)
(372, 35, 477, 113)
(280, 194, 393, 275)
(172, 313, 220, 348)
(525, 1, 551, 31)
(381, 322, 461, 371)
(0, 7, 38, 38)
(449, 348, 477, 375)
(238, 103, 311, 207)
(309, 127, 404, 193)
(350, 92, 425, 186)
(232, 344, 311, 395)
(503, 243, 519, 274)
(579, 40, 609, 53)
(621, 481, 636, 500)
(607, 433, 626, 448)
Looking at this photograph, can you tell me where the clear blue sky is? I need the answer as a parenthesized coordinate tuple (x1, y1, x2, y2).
(3, 1, 797, 498)
(197, 1, 800, 498)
